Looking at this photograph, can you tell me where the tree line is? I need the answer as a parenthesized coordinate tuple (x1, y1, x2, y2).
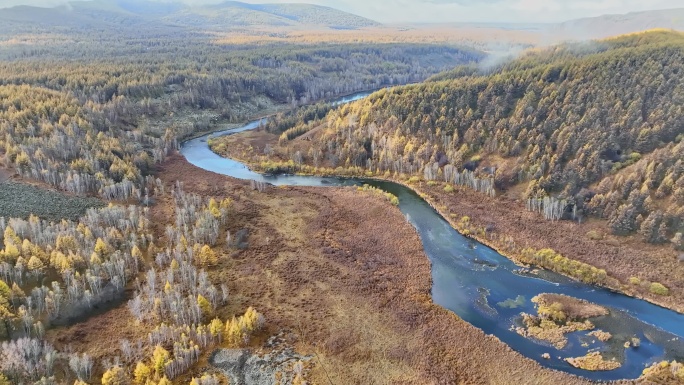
(265, 30, 684, 249)
(0, 40, 480, 204)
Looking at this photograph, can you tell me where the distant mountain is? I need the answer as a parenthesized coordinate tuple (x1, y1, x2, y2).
(192, 2, 381, 29)
(551, 8, 684, 40)
(0, 0, 380, 34)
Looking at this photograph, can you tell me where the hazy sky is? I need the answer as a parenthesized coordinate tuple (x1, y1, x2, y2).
(1, 0, 683, 23)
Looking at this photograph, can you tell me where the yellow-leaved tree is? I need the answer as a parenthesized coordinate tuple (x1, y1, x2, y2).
(209, 318, 224, 341)
(224, 316, 244, 347)
(133, 361, 151, 385)
(198, 295, 212, 320)
(101, 366, 129, 385)
(94, 238, 109, 258)
(198, 245, 218, 266)
(152, 346, 170, 379)
(0, 280, 13, 337)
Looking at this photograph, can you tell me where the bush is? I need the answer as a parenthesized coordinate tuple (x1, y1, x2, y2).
(444, 185, 455, 193)
(427, 180, 438, 186)
(519, 248, 608, 284)
(629, 277, 641, 285)
(408, 176, 421, 184)
(650, 282, 669, 296)
(586, 230, 603, 240)
(357, 184, 399, 206)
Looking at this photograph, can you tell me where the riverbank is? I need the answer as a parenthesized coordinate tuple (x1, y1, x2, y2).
(178, 87, 382, 143)
(155, 153, 595, 384)
(210, 128, 684, 315)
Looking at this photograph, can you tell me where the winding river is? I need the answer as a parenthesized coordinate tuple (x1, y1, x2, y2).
(182, 91, 684, 381)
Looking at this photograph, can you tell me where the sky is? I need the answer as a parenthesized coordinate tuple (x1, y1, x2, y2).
(1, 0, 683, 23)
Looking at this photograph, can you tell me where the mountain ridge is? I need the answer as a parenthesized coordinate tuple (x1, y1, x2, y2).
(548, 8, 684, 40)
(0, 0, 381, 31)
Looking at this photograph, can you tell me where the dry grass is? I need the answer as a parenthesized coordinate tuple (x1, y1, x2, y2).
(214, 127, 684, 313)
(534, 294, 609, 320)
(566, 352, 621, 371)
(209, 25, 541, 47)
(147, 154, 595, 385)
(588, 330, 612, 342)
(45, 153, 603, 383)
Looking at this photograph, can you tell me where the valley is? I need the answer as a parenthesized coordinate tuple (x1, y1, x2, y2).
(0, 0, 684, 384)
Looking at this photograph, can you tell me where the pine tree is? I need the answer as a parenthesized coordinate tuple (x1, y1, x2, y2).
(609, 204, 638, 235)
(639, 211, 666, 243)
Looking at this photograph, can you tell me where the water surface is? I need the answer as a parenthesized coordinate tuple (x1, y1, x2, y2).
(181, 91, 684, 381)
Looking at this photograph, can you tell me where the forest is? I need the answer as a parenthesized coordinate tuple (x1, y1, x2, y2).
(0, 40, 480, 201)
(0, 179, 266, 384)
(3, 0, 684, 382)
(254, 30, 684, 251)
(0, 4, 489, 382)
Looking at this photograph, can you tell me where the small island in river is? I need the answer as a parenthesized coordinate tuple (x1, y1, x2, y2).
(566, 351, 622, 371)
(516, 293, 609, 349)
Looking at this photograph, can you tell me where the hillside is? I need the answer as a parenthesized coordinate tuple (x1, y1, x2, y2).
(242, 30, 684, 252)
(551, 8, 684, 40)
(0, 0, 380, 33)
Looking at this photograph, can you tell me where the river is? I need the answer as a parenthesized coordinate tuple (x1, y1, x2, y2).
(181, 91, 684, 381)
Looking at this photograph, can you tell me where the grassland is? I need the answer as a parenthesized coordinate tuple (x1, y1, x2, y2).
(69, 153, 588, 384)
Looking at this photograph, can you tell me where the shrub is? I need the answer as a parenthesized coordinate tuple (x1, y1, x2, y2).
(650, 282, 669, 296)
(408, 176, 421, 184)
(519, 248, 608, 284)
(357, 185, 399, 206)
(628, 152, 642, 162)
(629, 277, 641, 285)
(586, 231, 603, 240)
(427, 180, 438, 186)
(444, 185, 455, 193)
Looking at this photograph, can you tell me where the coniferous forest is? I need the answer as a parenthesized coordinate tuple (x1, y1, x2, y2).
(258, 31, 684, 249)
(2, 1, 684, 384)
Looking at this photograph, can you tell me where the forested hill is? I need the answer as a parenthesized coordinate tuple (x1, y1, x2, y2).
(0, 0, 380, 32)
(166, 2, 381, 29)
(552, 8, 684, 41)
(300, 30, 684, 248)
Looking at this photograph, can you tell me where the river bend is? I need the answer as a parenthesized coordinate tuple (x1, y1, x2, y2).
(181, 91, 684, 381)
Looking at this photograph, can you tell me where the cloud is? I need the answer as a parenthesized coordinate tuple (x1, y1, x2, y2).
(1, 0, 683, 23)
